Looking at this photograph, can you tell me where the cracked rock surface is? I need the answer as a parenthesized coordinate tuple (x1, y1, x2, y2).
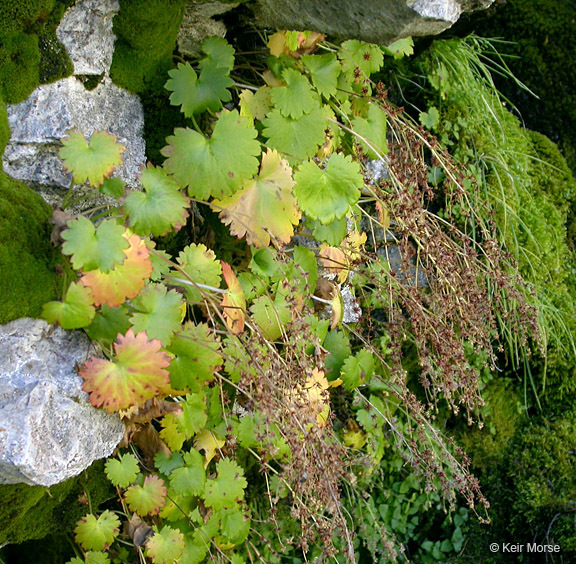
(0, 318, 125, 487)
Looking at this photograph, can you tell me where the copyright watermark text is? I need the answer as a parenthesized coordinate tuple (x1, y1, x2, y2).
(489, 543, 561, 554)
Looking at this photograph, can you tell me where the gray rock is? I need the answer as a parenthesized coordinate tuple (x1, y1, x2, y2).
(57, 0, 120, 76)
(0, 318, 125, 487)
(178, 1, 239, 58)
(1, 0, 145, 208)
(3, 76, 145, 197)
(251, 0, 495, 44)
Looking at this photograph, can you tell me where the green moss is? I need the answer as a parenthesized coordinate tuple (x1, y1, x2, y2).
(479, 0, 576, 171)
(0, 460, 115, 550)
(0, 32, 41, 104)
(0, 0, 56, 34)
(0, 99, 9, 160)
(0, 0, 72, 107)
(455, 379, 525, 475)
(110, 0, 186, 95)
(0, 172, 61, 324)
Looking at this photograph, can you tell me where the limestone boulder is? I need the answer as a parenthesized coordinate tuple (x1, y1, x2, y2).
(251, 0, 495, 44)
(0, 318, 125, 487)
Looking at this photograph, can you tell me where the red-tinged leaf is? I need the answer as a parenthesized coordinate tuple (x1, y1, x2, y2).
(220, 261, 245, 334)
(81, 233, 153, 307)
(125, 475, 167, 516)
(80, 329, 171, 413)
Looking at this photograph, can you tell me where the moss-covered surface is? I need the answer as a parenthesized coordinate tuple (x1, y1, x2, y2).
(0, 460, 115, 557)
(0, 0, 72, 105)
(110, 0, 186, 95)
(0, 171, 62, 324)
(458, 0, 576, 171)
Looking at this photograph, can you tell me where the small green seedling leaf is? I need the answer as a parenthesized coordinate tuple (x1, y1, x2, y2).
(419, 106, 440, 131)
(105, 453, 140, 488)
(294, 153, 364, 224)
(62, 216, 128, 273)
(74, 510, 121, 552)
(99, 177, 125, 198)
(162, 110, 260, 199)
(199, 36, 235, 72)
(340, 349, 375, 389)
(125, 475, 167, 516)
(42, 281, 95, 329)
(60, 130, 125, 187)
(80, 329, 171, 413)
(124, 165, 189, 237)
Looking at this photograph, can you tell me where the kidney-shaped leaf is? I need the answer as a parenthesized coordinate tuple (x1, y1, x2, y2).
(80, 329, 171, 413)
(124, 166, 189, 237)
(213, 149, 301, 248)
(81, 233, 153, 307)
(294, 153, 363, 224)
(60, 130, 125, 187)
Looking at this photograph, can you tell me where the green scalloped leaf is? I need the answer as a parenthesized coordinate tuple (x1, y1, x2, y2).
(74, 511, 121, 552)
(42, 281, 95, 329)
(307, 216, 348, 245)
(351, 102, 388, 159)
(174, 243, 222, 303)
(99, 177, 125, 199)
(105, 453, 140, 488)
(60, 130, 125, 187)
(61, 216, 128, 273)
(169, 448, 205, 497)
(323, 330, 351, 379)
(160, 413, 186, 452)
(340, 349, 375, 389)
(176, 394, 207, 439)
(125, 475, 167, 516)
(124, 166, 189, 237)
(250, 294, 291, 341)
(84, 304, 131, 347)
(270, 68, 319, 119)
(199, 36, 235, 72)
(154, 451, 185, 477)
(145, 525, 185, 564)
(294, 153, 363, 224)
(68, 551, 111, 564)
(340, 40, 383, 76)
(161, 110, 260, 199)
(167, 322, 222, 392)
(165, 62, 233, 117)
(301, 53, 340, 98)
(262, 106, 329, 162)
(383, 37, 414, 59)
(129, 283, 183, 346)
(203, 458, 247, 510)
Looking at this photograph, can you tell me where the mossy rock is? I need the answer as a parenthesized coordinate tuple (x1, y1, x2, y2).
(0, 460, 115, 555)
(0, 0, 72, 106)
(477, 0, 576, 171)
(110, 0, 186, 95)
(0, 172, 61, 324)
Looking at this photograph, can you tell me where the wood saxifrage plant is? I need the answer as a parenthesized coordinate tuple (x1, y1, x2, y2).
(42, 31, 540, 563)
